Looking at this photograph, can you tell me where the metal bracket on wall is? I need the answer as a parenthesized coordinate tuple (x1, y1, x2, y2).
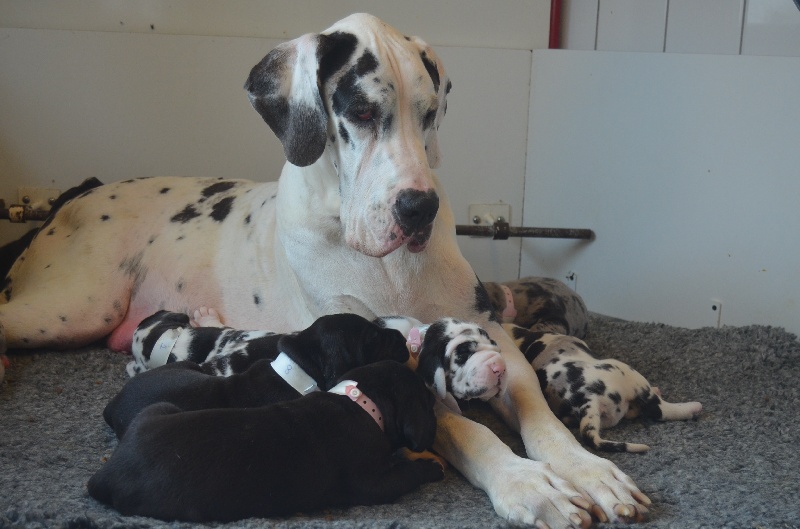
(455, 220, 594, 240)
(0, 200, 51, 223)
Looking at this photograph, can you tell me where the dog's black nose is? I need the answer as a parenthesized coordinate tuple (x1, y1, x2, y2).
(393, 189, 439, 235)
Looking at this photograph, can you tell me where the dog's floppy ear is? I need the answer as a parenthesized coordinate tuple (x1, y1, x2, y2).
(408, 38, 450, 169)
(416, 322, 449, 400)
(245, 32, 358, 167)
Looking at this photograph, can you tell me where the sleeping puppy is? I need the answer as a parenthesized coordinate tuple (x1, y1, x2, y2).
(505, 324, 702, 453)
(378, 316, 507, 403)
(105, 312, 410, 437)
(88, 361, 444, 522)
(483, 276, 589, 338)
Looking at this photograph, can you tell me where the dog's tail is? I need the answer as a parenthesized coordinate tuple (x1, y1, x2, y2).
(579, 416, 650, 454)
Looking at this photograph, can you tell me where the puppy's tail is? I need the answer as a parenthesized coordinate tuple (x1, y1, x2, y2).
(580, 417, 650, 454)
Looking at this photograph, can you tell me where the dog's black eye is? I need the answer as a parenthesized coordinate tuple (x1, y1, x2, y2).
(356, 109, 373, 122)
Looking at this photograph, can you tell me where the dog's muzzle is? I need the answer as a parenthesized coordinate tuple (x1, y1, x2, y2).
(392, 189, 439, 252)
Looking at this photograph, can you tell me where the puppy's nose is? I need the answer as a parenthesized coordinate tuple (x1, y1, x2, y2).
(491, 360, 506, 378)
(393, 189, 439, 235)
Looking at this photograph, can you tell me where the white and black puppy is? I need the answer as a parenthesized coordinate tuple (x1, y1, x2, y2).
(378, 316, 507, 404)
(107, 312, 410, 437)
(88, 361, 443, 522)
(506, 324, 702, 453)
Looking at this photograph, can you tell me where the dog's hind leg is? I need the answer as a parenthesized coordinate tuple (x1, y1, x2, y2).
(579, 405, 650, 454)
(0, 269, 132, 351)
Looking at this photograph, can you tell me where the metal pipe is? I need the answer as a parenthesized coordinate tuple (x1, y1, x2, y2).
(0, 203, 51, 223)
(456, 221, 594, 240)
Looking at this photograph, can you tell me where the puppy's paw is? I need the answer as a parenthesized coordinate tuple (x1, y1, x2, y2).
(412, 458, 445, 483)
(398, 447, 448, 470)
(191, 307, 224, 328)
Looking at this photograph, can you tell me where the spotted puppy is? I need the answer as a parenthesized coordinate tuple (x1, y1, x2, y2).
(88, 361, 443, 522)
(107, 311, 410, 438)
(506, 324, 702, 453)
(484, 276, 589, 338)
(378, 316, 507, 404)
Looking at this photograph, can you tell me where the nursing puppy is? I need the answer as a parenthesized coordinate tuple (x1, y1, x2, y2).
(379, 316, 507, 404)
(106, 312, 410, 437)
(88, 361, 443, 522)
(506, 324, 702, 453)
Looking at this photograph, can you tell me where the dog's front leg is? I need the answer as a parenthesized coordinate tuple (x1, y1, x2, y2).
(433, 401, 593, 528)
(491, 334, 651, 524)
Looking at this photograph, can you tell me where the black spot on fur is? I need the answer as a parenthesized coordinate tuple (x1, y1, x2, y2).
(473, 280, 499, 322)
(420, 51, 440, 93)
(423, 108, 436, 130)
(101, 215, 110, 221)
(338, 122, 351, 145)
(244, 214, 251, 225)
(171, 205, 201, 223)
(453, 342, 475, 366)
(201, 181, 236, 198)
(210, 196, 235, 222)
(253, 294, 260, 306)
(608, 392, 622, 404)
(176, 281, 184, 293)
(59, 315, 67, 322)
(147, 236, 156, 245)
(109, 194, 116, 199)
(317, 32, 358, 86)
(46, 228, 55, 236)
(160, 187, 170, 194)
(586, 380, 607, 395)
(596, 363, 616, 371)
(355, 50, 378, 77)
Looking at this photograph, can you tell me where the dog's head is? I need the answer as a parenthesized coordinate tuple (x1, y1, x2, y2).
(416, 318, 507, 401)
(276, 313, 410, 390)
(131, 311, 190, 361)
(342, 360, 437, 451)
(245, 13, 451, 257)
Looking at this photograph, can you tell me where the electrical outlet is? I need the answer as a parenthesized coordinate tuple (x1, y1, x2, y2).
(711, 298, 723, 328)
(468, 203, 511, 226)
(18, 187, 61, 211)
(565, 271, 578, 291)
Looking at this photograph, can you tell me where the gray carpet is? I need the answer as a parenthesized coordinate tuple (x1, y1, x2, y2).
(1, 314, 798, 529)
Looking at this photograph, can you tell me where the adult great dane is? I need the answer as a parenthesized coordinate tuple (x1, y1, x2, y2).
(0, 13, 648, 527)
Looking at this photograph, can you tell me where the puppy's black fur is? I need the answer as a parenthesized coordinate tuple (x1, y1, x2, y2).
(104, 313, 410, 437)
(88, 361, 443, 522)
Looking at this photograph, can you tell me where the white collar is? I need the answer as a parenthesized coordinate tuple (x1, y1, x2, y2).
(149, 328, 183, 367)
(329, 380, 384, 431)
(270, 352, 319, 395)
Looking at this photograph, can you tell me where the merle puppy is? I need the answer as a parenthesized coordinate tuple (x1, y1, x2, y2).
(88, 361, 443, 522)
(506, 324, 702, 452)
(105, 312, 410, 437)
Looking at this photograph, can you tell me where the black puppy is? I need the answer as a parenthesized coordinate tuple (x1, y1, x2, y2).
(88, 361, 443, 522)
(104, 312, 410, 438)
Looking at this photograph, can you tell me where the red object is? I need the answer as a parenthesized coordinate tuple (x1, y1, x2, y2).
(549, 0, 563, 49)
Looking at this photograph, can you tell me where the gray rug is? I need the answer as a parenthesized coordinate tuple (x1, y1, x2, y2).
(1, 315, 798, 529)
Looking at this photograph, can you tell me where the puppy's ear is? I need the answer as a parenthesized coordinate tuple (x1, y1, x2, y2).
(416, 324, 449, 400)
(245, 32, 357, 167)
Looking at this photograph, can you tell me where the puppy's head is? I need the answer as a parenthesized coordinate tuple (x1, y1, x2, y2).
(132, 311, 190, 361)
(417, 318, 507, 401)
(342, 360, 436, 451)
(277, 313, 410, 390)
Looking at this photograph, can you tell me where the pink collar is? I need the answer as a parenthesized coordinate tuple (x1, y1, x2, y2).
(329, 380, 384, 431)
(406, 325, 429, 359)
(500, 284, 517, 323)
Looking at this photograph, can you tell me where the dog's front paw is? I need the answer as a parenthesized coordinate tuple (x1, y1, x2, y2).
(548, 451, 650, 524)
(487, 458, 594, 529)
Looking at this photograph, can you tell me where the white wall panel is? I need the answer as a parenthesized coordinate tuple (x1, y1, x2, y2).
(741, 0, 800, 57)
(596, 0, 667, 52)
(562, 0, 599, 50)
(524, 50, 800, 336)
(665, 0, 745, 55)
(0, 0, 551, 50)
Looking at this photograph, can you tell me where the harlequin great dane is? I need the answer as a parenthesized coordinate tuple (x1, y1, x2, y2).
(0, 13, 648, 527)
